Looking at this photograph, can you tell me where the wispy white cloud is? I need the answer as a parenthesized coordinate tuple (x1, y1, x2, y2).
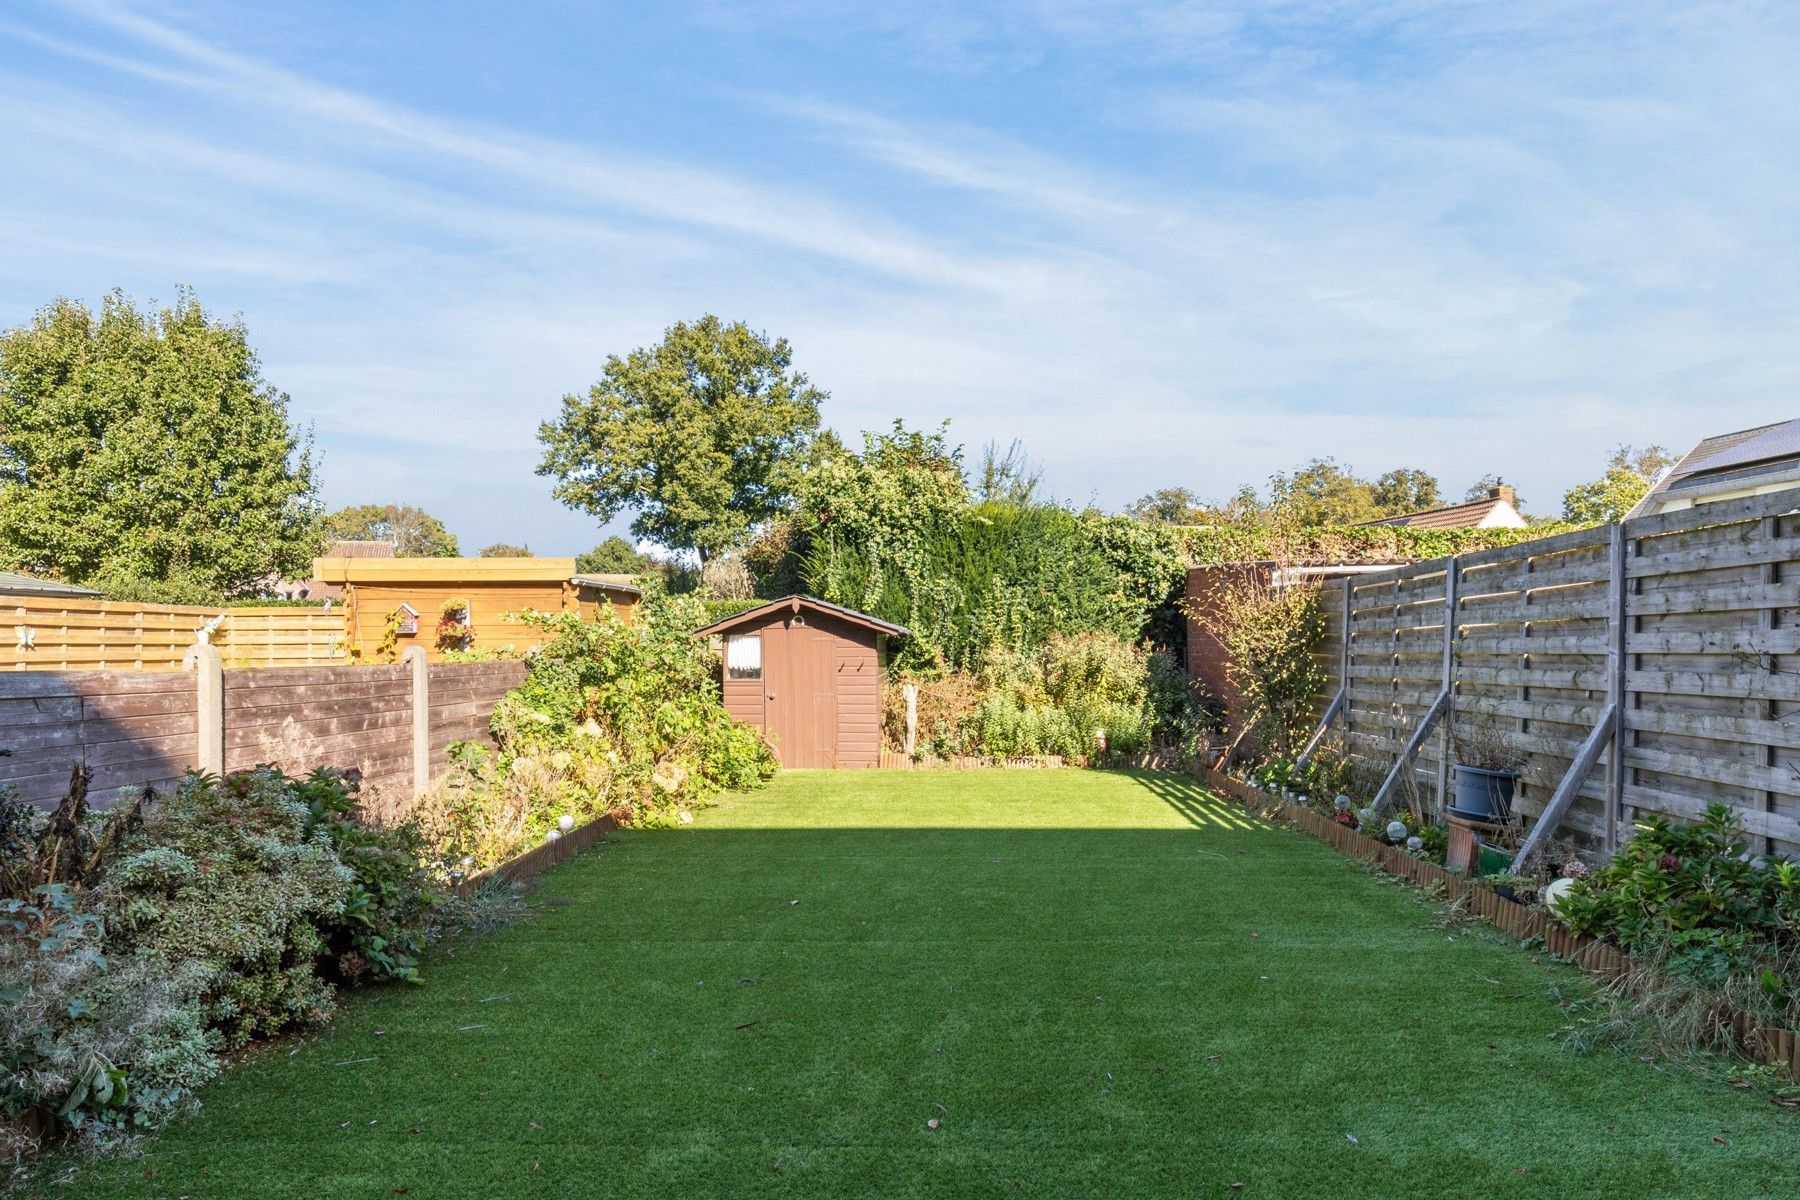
(3, 0, 1799, 551)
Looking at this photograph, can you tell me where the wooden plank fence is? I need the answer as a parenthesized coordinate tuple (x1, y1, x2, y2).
(1305, 487, 1800, 859)
(0, 649, 524, 809)
(3, 593, 348, 671)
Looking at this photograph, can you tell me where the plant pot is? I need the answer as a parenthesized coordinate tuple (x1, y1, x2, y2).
(1449, 764, 1517, 822)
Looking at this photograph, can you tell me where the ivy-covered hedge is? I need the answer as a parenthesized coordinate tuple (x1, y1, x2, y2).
(1178, 522, 1587, 567)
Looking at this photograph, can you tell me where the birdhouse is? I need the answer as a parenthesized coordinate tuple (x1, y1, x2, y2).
(394, 603, 420, 636)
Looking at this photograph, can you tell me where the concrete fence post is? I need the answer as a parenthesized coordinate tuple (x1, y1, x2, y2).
(403, 646, 431, 798)
(182, 641, 224, 776)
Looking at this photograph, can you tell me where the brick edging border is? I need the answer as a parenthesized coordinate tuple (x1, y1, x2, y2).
(1193, 766, 1800, 1078)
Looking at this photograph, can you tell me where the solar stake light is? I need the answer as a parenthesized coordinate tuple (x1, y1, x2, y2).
(558, 814, 575, 833)
(1386, 820, 1408, 843)
(1333, 795, 1352, 812)
(546, 828, 562, 843)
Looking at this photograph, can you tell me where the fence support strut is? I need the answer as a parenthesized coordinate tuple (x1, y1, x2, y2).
(1513, 703, 1618, 875)
(1293, 689, 1345, 771)
(1370, 688, 1450, 815)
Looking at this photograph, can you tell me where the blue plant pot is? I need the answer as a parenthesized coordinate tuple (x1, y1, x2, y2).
(1450, 764, 1517, 822)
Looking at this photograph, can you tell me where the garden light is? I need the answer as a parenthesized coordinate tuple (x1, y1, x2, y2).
(546, 828, 562, 843)
(1406, 836, 1423, 854)
(558, 814, 575, 833)
(1334, 795, 1352, 812)
(1385, 820, 1408, 843)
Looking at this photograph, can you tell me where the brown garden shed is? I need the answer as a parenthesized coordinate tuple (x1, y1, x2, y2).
(696, 596, 909, 769)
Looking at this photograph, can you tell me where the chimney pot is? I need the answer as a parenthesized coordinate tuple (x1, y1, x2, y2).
(1491, 484, 1516, 505)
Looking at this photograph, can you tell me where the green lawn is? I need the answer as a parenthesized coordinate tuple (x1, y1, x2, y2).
(61, 769, 1796, 1199)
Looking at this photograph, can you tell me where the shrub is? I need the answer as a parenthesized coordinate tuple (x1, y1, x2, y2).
(1, 886, 217, 1158)
(1557, 805, 1800, 1029)
(91, 772, 348, 1046)
(415, 590, 777, 868)
(1189, 569, 1325, 759)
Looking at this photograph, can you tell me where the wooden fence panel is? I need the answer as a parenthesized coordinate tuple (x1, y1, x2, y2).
(220, 607, 348, 667)
(1300, 495, 1800, 858)
(3, 593, 349, 672)
(1, 661, 524, 811)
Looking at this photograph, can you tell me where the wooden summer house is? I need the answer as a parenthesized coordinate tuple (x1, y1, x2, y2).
(312, 557, 641, 661)
(695, 596, 908, 769)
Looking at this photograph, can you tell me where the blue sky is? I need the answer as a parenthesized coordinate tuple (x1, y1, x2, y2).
(3, 2, 1798, 554)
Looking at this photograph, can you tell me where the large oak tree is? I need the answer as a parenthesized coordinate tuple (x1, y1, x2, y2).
(537, 316, 824, 564)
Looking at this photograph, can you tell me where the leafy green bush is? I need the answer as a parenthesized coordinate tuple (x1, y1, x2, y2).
(416, 590, 777, 868)
(1, 885, 217, 1157)
(91, 771, 352, 1047)
(1558, 805, 1799, 1016)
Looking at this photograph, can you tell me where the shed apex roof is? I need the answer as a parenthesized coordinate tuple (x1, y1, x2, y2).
(693, 595, 911, 638)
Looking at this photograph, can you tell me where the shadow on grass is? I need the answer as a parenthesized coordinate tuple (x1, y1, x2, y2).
(1109, 767, 1265, 833)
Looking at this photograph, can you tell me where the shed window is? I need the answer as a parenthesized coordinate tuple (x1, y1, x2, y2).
(726, 634, 762, 680)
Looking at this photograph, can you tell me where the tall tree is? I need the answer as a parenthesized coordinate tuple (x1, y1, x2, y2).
(478, 542, 532, 557)
(537, 315, 825, 564)
(1128, 487, 1206, 525)
(1562, 443, 1675, 525)
(973, 439, 1042, 505)
(576, 535, 652, 575)
(0, 291, 319, 603)
(1371, 467, 1441, 515)
(321, 503, 460, 557)
(1268, 457, 1380, 526)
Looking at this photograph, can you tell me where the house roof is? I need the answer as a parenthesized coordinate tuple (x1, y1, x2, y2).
(0, 570, 103, 599)
(312, 556, 578, 585)
(693, 595, 911, 639)
(325, 539, 397, 559)
(571, 573, 644, 597)
(1354, 489, 1525, 530)
(1626, 417, 1800, 518)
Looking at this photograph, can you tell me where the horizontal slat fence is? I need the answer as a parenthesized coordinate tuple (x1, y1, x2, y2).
(3, 594, 347, 671)
(221, 606, 348, 667)
(0, 659, 523, 809)
(1313, 488, 1800, 859)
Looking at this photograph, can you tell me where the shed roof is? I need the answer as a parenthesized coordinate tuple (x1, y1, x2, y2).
(571, 573, 644, 597)
(0, 570, 103, 599)
(312, 556, 578, 585)
(693, 595, 911, 639)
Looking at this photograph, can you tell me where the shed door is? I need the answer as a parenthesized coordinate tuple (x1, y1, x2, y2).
(765, 622, 838, 768)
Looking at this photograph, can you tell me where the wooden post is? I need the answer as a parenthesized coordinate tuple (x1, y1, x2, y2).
(1435, 558, 1459, 816)
(404, 645, 431, 798)
(1340, 579, 1353, 749)
(902, 682, 918, 759)
(1605, 522, 1627, 854)
(183, 641, 223, 776)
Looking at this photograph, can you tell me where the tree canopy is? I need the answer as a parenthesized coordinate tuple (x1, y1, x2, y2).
(1562, 444, 1675, 525)
(537, 315, 825, 563)
(576, 535, 653, 575)
(1268, 457, 1441, 526)
(320, 504, 460, 557)
(0, 291, 319, 603)
(478, 543, 532, 558)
